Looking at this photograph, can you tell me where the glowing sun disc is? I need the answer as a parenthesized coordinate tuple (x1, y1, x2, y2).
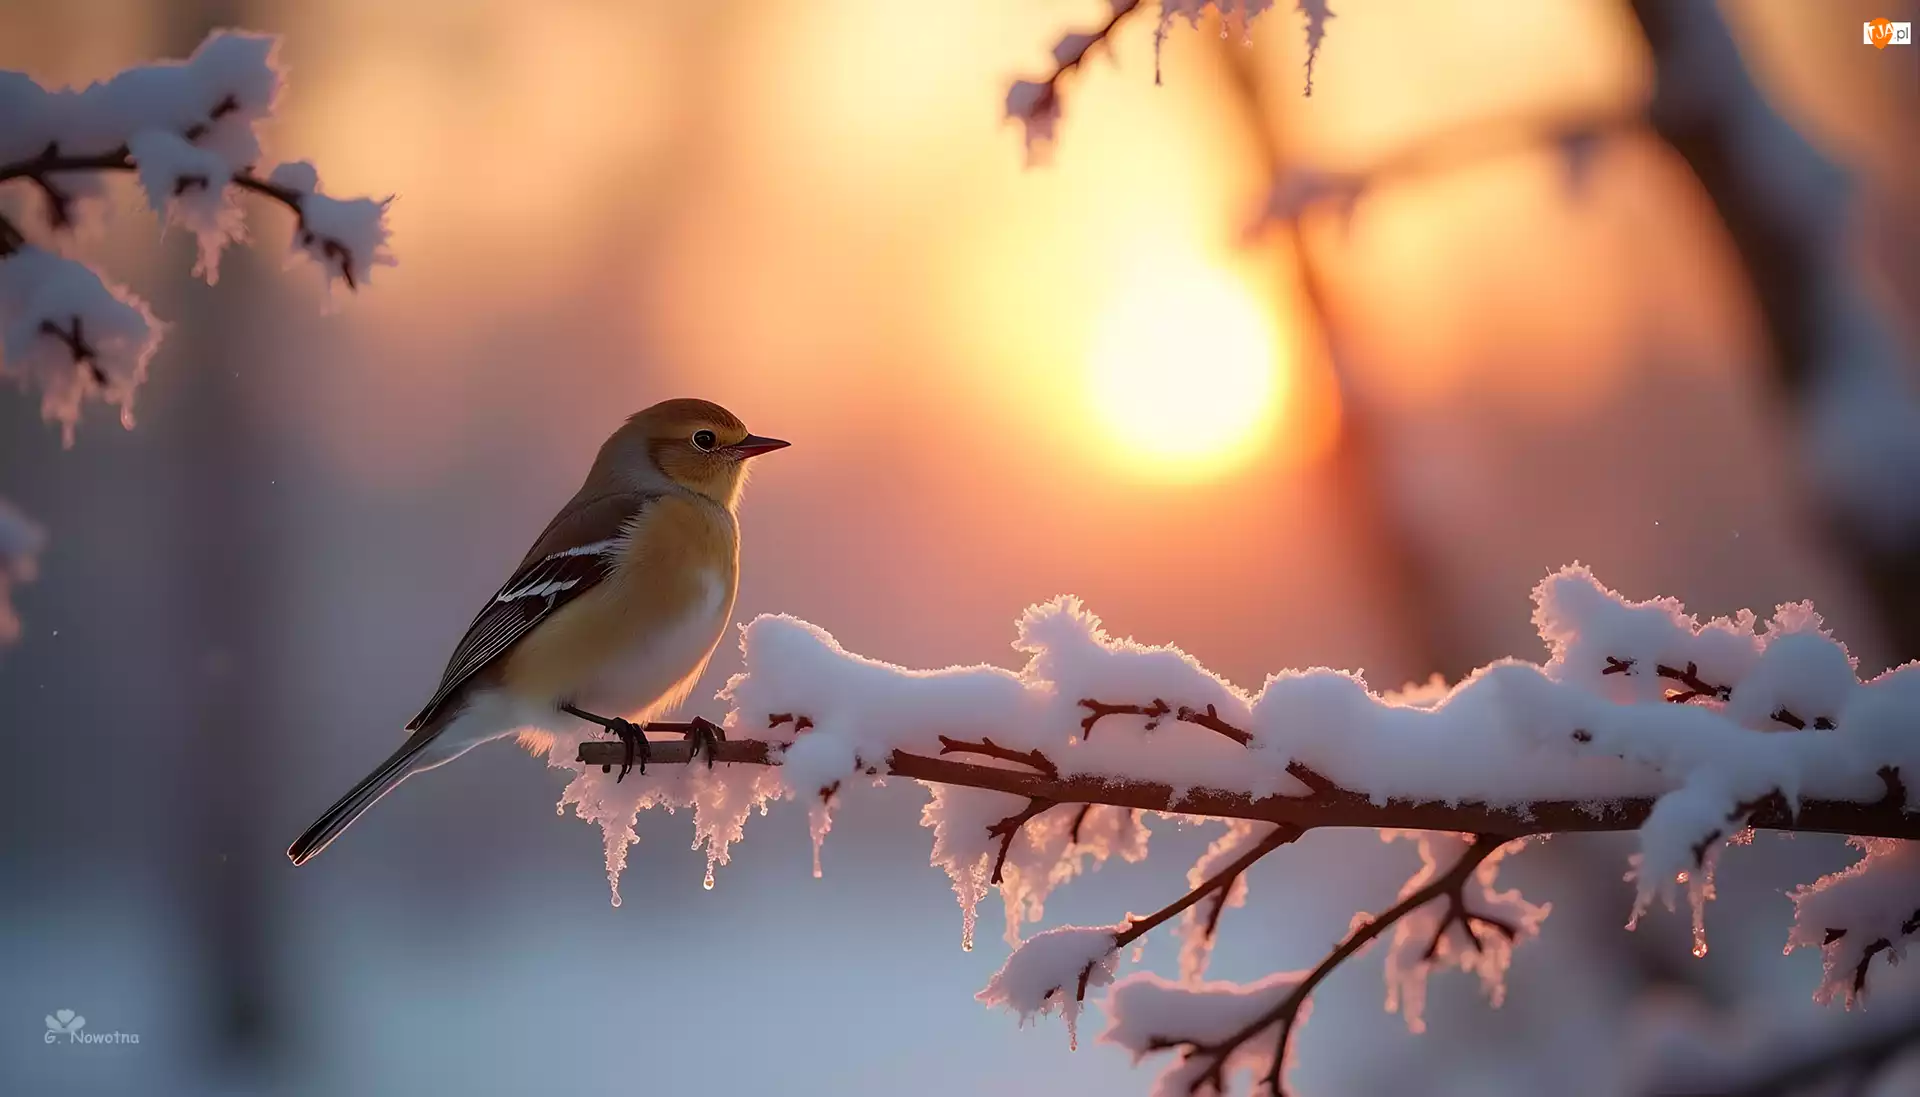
(1087, 263, 1283, 476)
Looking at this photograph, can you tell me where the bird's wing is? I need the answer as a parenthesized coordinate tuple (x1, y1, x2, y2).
(405, 491, 659, 730)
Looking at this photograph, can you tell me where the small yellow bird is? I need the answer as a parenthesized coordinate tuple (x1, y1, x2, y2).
(288, 398, 788, 865)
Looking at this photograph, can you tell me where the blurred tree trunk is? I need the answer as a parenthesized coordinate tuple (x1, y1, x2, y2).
(1629, 0, 1920, 667)
(159, 0, 286, 1071)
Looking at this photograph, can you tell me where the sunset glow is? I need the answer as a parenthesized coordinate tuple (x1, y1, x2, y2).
(1087, 262, 1284, 478)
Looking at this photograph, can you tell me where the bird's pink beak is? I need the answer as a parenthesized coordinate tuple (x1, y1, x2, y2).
(728, 433, 790, 458)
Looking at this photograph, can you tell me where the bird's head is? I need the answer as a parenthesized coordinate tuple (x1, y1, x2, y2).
(592, 398, 789, 507)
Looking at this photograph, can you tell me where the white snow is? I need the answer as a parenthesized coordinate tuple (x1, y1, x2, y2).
(1007, 0, 1311, 156)
(977, 923, 1122, 1048)
(1788, 838, 1920, 1007)
(265, 161, 396, 292)
(127, 130, 242, 282)
(1380, 832, 1549, 1033)
(1102, 970, 1307, 1097)
(529, 564, 1920, 1026)
(0, 247, 164, 443)
(2, 31, 392, 439)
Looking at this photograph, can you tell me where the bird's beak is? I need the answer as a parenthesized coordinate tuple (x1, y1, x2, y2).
(728, 433, 790, 458)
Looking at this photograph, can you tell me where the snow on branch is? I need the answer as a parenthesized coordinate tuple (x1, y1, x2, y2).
(548, 566, 1920, 1095)
(1788, 838, 1920, 1007)
(1007, 1, 1329, 155)
(0, 30, 394, 443)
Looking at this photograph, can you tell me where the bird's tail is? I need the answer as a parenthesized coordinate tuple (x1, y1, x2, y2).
(287, 728, 440, 866)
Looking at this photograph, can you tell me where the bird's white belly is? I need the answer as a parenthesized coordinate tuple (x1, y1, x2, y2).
(575, 573, 730, 719)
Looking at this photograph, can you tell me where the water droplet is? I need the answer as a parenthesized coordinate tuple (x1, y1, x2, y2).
(702, 870, 715, 891)
(1691, 941, 1708, 958)
(961, 940, 973, 952)
(1676, 871, 1689, 883)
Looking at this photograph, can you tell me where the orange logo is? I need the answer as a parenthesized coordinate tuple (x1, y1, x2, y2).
(1864, 18, 1914, 48)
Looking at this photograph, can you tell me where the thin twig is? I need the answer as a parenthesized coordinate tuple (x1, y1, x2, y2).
(1008, 0, 1148, 135)
(1115, 824, 1303, 951)
(1079, 698, 1338, 795)
(0, 143, 318, 267)
(939, 735, 1059, 779)
(987, 797, 1058, 885)
(1162, 835, 1508, 1096)
(1038, 824, 1304, 1012)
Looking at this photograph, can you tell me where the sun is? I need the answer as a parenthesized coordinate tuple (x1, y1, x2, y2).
(1087, 262, 1284, 478)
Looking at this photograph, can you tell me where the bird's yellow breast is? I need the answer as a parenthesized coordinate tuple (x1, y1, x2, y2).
(501, 492, 739, 718)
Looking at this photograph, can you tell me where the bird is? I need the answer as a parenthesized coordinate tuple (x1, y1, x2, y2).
(287, 398, 789, 866)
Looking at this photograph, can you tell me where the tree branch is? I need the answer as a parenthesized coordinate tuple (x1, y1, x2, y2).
(1147, 834, 1510, 1096)
(0, 143, 309, 262)
(1005, 0, 1148, 143)
(1115, 824, 1303, 951)
(574, 735, 1920, 842)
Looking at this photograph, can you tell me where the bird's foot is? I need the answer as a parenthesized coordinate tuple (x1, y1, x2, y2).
(610, 718, 650, 782)
(685, 716, 726, 769)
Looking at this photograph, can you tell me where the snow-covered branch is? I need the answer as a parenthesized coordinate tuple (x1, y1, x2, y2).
(1007, 1, 1330, 154)
(0, 30, 393, 646)
(576, 715, 1919, 845)
(0, 30, 394, 443)
(546, 567, 1920, 1095)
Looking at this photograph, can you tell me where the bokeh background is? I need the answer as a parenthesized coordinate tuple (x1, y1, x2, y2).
(3, 1, 1918, 1094)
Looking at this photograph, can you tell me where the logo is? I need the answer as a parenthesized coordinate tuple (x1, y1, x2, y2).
(43, 1008, 139, 1046)
(1865, 19, 1912, 47)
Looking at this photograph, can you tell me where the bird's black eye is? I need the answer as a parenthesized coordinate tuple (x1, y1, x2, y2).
(692, 429, 718, 451)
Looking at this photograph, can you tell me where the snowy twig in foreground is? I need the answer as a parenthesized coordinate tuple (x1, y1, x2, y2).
(1004, 0, 1148, 152)
(1007, 1, 1325, 155)
(0, 31, 391, 645)
(973, 823, 1303, 1052)
(0, 146, 371, 286)
(1131, 834, 1508, 1096)
(0, 31, 393, 442)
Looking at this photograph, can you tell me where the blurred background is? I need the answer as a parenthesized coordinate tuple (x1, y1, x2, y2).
(2, 0, 1918, 1094)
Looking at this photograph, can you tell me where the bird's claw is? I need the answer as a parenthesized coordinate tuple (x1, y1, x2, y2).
(611, 718, 650, 782)
(686, 716, 726, 769)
